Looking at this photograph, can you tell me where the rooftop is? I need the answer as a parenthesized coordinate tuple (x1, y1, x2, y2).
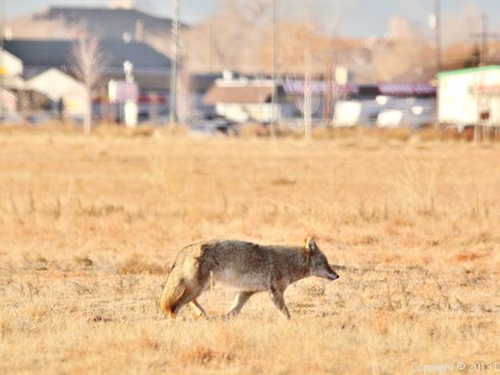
(437, 65, 500, 79)
(4, 39, 171, 74)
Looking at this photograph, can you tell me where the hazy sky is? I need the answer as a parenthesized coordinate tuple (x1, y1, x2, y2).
(6, 0, 500, 37)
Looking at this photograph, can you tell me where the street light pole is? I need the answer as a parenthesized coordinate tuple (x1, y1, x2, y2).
(271, 0, 279, 138)
(169, 0, 180, 124)
(0, 0, 5, 118)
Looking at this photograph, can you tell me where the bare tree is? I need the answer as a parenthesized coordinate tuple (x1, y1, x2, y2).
(372, 39, 433, 81)
(183, 0, 274, 72)
(258, 19, 331, 74)
(70, 29, 108, 135)
(184, 0, 350, 73)
(369, 15, 434, 82)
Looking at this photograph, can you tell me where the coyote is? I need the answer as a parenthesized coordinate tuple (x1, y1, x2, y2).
(160, 237, 339, 319)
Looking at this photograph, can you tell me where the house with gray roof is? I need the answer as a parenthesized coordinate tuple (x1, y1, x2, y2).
(1, 38, 172, 122)
(4, 39, 171, 91)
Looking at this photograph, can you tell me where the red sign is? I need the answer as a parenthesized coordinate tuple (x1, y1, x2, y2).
(108, 80, 139, 103)
(469, 84, 500, 95)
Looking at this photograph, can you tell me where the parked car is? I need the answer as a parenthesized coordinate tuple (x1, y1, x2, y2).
(25, 111, 56, 125)
(188, 116, 239, 136)
(377, 105, 434, 130)
(0, 112, 22, 125)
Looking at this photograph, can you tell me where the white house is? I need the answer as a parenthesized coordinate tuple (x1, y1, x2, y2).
(0, 49, 23, 114)
(0, 48, 23, 78)
(437, 66, 500, 127)
(0, 48, 24, 94)
(26, 68, 87, 119)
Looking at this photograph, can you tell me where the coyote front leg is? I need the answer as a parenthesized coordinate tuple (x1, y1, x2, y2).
(269, 287, 291, 319)
(227, 291, 255, 316)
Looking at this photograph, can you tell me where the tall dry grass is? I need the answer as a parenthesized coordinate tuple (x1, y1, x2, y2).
(0, 128, 499, 374)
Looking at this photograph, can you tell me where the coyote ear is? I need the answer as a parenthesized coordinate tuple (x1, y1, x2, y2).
(304, 237, 317, 256)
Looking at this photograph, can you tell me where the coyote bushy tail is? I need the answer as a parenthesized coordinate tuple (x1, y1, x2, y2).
(160, 265, 186, 317)
(160, 242, 209, 318)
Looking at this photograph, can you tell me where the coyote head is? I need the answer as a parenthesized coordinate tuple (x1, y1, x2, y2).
(304, 237, 339, 281)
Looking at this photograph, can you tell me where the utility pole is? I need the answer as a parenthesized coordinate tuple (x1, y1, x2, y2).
(434, 0, 442, 72)
(433, 0, 442, 129)
(208, 18, 213, 73)
(470, 14, 498, 143)
(471, 13, 498, 66)
(271, 0, 279, 138)
(169, 0, 180, 124)
(482, 13, 488, 65)
(304, 50, 312, 141)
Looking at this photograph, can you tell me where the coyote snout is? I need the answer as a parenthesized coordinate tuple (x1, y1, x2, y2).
(317, 265, 339, 281)
(160, 237, 340, 319)
(306, 237, 340, 281)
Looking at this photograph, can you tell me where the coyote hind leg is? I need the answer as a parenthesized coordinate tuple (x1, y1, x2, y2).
(227, 291, 255, 317)
(168, 280, 209, 318)
(190, 299, 208, 317)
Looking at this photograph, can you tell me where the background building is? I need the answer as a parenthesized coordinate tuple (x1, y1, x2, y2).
(204, 72, 288, 123)
(437, 66, 500, 128)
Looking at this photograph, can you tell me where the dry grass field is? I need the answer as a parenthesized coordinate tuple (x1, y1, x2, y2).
(1, 127, 500, 374)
